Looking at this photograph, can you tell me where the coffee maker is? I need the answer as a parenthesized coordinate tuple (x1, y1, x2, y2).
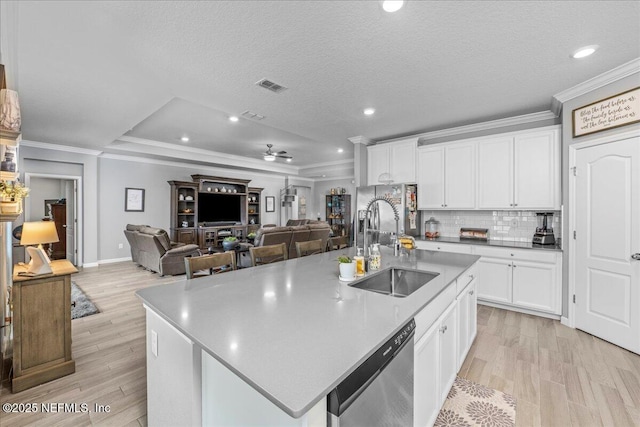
(532, 212, 555, 245)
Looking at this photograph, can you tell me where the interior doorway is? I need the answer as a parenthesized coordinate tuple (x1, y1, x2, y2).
(570, 132, 640, 353)
(23, 173, 82, 266)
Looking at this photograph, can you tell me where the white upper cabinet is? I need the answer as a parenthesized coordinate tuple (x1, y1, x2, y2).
(514, 128, 561, 209)
(477, 136, 513, 209)
(417, 141, 476, 209)
(367, 138, 417, 185)
(478, 126, 561, 210)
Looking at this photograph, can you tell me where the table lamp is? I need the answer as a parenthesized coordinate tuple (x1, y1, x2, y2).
(20, 221, 59, 275)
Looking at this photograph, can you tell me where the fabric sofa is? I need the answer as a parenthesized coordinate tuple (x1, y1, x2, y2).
(124, 224, 200, 275)
(238, 222, 332, 267)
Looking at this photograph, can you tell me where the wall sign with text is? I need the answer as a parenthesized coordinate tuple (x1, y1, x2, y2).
(572, 87, 639, 137)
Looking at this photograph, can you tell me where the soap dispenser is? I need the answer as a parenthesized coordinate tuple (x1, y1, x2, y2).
(369, 243, 381, 271)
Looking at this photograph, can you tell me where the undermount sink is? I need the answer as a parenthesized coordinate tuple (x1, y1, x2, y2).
(349, 268, 439, 298)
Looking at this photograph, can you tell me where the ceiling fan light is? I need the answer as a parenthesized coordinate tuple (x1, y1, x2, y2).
(286, 158, 292, 162)
(381, 0, 404, 13)
(264, 154, 276, 161)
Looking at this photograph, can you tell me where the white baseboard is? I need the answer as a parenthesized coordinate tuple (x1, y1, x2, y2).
(82, 262, 99, 268)
(477, 300, 561, 320)
(98, 257, 133, 265)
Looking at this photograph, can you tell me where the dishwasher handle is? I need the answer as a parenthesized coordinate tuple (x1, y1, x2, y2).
(327, 319, 415, 417)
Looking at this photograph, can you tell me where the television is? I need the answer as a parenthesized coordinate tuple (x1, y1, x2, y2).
(198, 193, 242, 224)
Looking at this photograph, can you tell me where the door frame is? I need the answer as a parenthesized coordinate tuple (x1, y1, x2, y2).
(23, 172, 83, 266)
(568, 128, 640, 328)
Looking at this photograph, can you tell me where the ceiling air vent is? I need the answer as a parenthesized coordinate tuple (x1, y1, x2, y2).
(241, 110, 266, 120)
(255, 78, 288, 94)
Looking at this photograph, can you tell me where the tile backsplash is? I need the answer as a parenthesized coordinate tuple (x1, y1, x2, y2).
(419, 210, 562, 242)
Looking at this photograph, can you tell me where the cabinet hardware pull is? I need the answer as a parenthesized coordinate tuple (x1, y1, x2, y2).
(440, 325, 447, 333)
(632, 253, 640, 260)
(513, 264, 517, 268)
(469, 274, 474, 280)
(469, 290, 474, 295)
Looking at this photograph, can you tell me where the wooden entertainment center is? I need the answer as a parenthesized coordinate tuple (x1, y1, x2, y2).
(169, 175, 263, 249)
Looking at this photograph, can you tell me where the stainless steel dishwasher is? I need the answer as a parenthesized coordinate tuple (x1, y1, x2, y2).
(328, 319, 415, 426)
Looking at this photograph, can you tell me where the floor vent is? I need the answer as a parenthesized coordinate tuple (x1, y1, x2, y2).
(241, 110, 266, 120)
(255, 78, 288, 93)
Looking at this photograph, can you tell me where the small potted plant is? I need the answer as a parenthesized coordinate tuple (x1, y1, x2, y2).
(0, 180, 30, 214)
(222, 236, 239, 251)
(337, 255, 356, 281)
(247, 232, 256, 242)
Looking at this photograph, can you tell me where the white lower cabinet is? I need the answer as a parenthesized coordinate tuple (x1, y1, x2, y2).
(475, 247, 561, 315)
(414, 302, 457, 427)
(456, 279, 477, 371)
(414, 320, 441, 427)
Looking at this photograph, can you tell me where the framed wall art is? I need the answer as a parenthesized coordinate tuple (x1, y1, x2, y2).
(572, 87, 640, 137)
(125, 188, 145, 212)
(265, 196, 275, 212)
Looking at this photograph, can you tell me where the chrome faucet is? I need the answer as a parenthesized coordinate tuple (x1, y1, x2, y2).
(363, 196, 401, 257)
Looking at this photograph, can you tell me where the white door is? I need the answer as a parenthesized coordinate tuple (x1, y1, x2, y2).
(417, 146, 444, 209)
(445, 142, 476, 209)
(477, 137, 513, 208)
(575, 136, 640, 353)
(64, 180, 76, 265)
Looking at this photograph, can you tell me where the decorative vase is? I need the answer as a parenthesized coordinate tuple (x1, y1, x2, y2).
(0, 89, 21, 131)
(339, 262, 356, 280)
(0, 201, 21, 214)
(222, 240, 238, 251)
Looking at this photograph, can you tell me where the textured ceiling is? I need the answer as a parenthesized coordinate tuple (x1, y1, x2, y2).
(2, 1, 639, 177)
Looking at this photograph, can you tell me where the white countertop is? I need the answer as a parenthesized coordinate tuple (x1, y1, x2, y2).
(136, 247, 479, 417)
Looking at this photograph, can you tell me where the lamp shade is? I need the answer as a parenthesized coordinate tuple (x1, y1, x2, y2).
(20, 221, 59, 246)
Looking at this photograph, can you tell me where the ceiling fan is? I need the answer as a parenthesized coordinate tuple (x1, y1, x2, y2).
(262, 144, 292, 162)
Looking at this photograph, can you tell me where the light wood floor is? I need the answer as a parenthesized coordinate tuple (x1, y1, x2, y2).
(2, 261, 640, 426)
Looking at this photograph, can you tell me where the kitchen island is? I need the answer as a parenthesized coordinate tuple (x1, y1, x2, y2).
(136, 246, 479, 426)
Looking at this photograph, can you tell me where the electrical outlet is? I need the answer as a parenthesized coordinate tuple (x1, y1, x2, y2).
(118, 243, 124, 249)
(151, 330, 158, 357)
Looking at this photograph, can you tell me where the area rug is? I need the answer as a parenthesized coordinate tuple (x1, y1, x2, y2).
(435, 377, 516, 427)
(71, 282, 99, 319)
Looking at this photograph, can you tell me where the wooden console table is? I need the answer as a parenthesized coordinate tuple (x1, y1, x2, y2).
(11, 260, 78, 392)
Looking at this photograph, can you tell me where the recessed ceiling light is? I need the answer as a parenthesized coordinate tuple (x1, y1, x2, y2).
(364, 108, 375, 116)
(572, 45, 598, 59)
(229, 116, 239, 122)
(338, 148, 344, 153)
(382, 0, 404, 12)
(180, 136, 189, 143)
(322, 175, 326, 178)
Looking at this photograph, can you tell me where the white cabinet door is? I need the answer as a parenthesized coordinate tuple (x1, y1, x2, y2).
(514, 128, 560, 209)
(456, 278, 478, 371)
(414, 321, 440, 427)
(477, 257, 512, 304)
(512, 259, 558, 313)
(367, 145, 389, 185)
(477, 136, 513, 209)
(445, 142, 476, 209)
(391, 140, 417, 183)
(417, 146, 445, 209)
(438, 303, 457, 404)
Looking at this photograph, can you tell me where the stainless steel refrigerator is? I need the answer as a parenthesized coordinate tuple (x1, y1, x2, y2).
(354, 184, 420, 249)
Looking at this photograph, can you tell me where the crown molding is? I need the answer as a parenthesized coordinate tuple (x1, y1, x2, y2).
(404, 111, 557, 143)
(21, 139, 103, 156)
(113, 136, 299, 174)
(308, 175, 355, 182)
(348, 135, 371, 145)
(553, 57, 640, 105)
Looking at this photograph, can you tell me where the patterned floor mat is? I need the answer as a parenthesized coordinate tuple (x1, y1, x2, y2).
(435, 376, 516, 427)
